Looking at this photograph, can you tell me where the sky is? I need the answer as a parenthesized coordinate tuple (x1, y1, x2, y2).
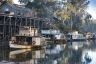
(87, 0, 96, 19)
(13, 0, 20, 5)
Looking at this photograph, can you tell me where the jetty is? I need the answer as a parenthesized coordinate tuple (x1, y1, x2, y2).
(0, 13, 52, 47)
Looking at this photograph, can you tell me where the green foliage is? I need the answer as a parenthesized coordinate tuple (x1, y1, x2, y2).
(53, 0, 89, 32)
(53, 22, 71, 33)
(18, 0, 89, 31)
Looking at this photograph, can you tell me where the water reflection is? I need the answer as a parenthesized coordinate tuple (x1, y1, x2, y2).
(9, 49, 32, 62)
(0, 45, 65, 64)
(82, 49, 96, 64)
(0, 40, 96, 64)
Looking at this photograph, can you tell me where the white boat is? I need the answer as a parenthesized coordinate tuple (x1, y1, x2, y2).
(9, 26, 46, 49)
(67, 31, 85, 40)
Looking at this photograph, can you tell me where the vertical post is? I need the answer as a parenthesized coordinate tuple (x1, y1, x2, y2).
(38, 20, 40, 36)
(14, 16, 16, 35)
(29, 18, 32, 35)
(19, 16, 22, 35)
(34, 19, 35, 36)
(16, 17, 18, 34)
(25, 17, 27, 26)
(70, 35, 72, 45)
(3, 16, 6, 41)
(30, 18, 31, 27)
(20, 17, 22, 27)
(10, 17, 12, 41)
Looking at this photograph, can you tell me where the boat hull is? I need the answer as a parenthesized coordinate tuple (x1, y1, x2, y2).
(9, 42, 31, 49)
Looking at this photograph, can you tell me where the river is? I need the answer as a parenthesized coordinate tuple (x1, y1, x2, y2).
(0, 40, 96, 64)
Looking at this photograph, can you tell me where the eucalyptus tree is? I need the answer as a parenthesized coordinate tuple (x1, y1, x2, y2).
(55, 0, 90, 31)
(70, 0, 89, 31)
(81, 12, 93, 32)
(50, 0, 90, 32)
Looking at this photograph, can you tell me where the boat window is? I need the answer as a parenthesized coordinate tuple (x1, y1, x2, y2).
(26, 37, 32, 44)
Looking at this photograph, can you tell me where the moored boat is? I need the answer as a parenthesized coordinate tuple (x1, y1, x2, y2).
(9, 26, 46, 49)
(67, 31, 86, 41)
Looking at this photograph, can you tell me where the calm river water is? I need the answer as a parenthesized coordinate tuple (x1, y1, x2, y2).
(0, 40, 96, 64)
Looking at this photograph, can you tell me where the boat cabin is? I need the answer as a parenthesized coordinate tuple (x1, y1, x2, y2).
(19, 26, 38, 36)
(67, 31, 85, 39)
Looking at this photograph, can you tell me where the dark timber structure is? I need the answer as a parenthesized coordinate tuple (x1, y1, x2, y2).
(0, 14, 51, 47)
